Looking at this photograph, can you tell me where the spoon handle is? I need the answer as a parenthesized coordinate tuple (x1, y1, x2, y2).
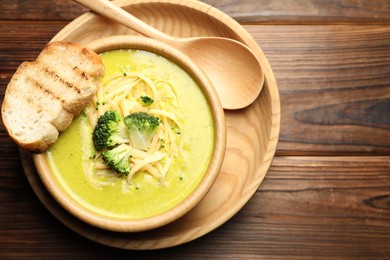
(74, 0, 176, 43)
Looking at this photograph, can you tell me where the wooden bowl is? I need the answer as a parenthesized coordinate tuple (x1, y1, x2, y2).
(33, 35, 226, 232)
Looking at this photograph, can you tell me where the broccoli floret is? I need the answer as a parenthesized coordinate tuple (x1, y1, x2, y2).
(140, 96, 154, 106)
(124, 112, 161, 150)
(102, 144, 132, 175)
(92, 110, 128, 151)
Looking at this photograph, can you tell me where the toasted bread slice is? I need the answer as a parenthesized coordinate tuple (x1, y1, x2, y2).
(1, 41, 104, 153)
(37, 41, 104, 114)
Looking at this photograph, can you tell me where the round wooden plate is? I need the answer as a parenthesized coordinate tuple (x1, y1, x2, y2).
(20, 0, 280, 249)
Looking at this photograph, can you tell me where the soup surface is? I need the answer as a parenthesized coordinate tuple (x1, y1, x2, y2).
(46, 49, 214, 219)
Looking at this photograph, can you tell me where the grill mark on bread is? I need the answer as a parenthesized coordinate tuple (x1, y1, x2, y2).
(73, 66, 89, 80)
(41, 66, 82, 94)
(27, 76, 65, 105)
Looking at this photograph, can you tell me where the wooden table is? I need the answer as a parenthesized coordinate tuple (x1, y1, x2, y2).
(1, 0, 389, 258)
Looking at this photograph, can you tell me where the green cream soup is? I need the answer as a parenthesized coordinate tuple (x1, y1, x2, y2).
(46, 49, 214, 220)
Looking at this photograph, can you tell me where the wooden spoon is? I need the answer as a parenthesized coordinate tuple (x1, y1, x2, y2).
(73, 0, 264, 110)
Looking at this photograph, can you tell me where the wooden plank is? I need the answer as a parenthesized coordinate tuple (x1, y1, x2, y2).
(206, 0, 390, 24)
(237, 156, 390, 258)
(245, 25, 390, 155)
(0, 21, 67, 71)
(0, 0, 389, 24)
(0, 156, 389, 258)
(0, 0, 86, 21)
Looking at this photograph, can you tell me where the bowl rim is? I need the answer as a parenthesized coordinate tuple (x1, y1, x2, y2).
(33, 35, 226, 232)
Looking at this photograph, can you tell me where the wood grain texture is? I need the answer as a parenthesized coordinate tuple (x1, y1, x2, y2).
(0, 21, 66, 71)
(246, 25, 390, 155)
(205, 0, 390, 24)
(1, 156, 389, 258)
(1, 0, 390, 24)
(1, 0, 390, 258)
(212, 156, 390, 258)
(247, 156, 390, 258)
(2, 23, 389, 155)
(0, 0, 86, 20)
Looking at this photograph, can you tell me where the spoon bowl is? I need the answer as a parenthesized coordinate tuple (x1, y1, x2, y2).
(74, 0, 264, 109)
(177, 36, 263, 109)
